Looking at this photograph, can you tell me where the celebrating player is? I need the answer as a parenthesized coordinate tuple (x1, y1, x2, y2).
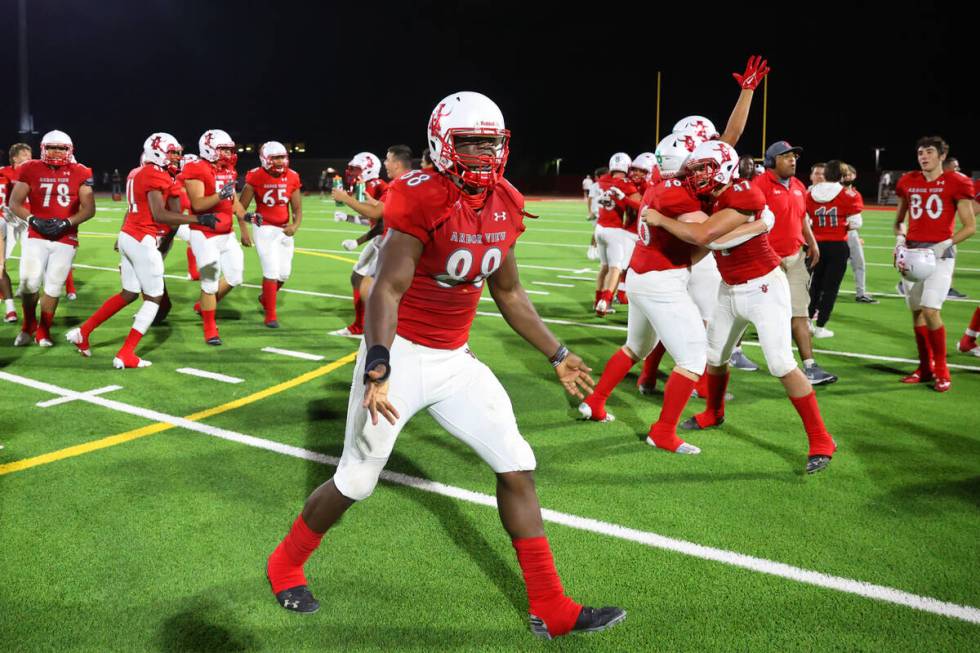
(592, 153, 640, 316)
(265, 91, 625, 639)
(66, 134, 217, 366)
(239, 141, 302, 328)
(8, 130, 95, 347)
(894, 136, 976, 391)
(1, 143, 32, 323)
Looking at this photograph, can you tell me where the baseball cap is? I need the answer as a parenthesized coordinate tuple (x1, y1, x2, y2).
(764, 141, 804, 167)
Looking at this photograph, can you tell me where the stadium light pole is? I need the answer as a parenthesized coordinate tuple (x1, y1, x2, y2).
(17, 0, 34, 137)
(874, 147, 884, 171)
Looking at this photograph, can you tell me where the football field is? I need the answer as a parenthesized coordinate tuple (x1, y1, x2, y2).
(1, 197, 978, 651)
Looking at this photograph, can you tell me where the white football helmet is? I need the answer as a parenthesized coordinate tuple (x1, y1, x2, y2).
(682, 140, 739, 196)
(609, 152, 632, 174)
(631, 152, 656, 173)
(673, 116, 719, 141)
(41, 130, 73, 166)
(180, 153, 199, 170)
(260, 141, 289, 174)
(142, 133, 182, 172)
(654, 135, 693, 174)
(199, 129, 237, 168)
(348, 152, 381, 181)
(896, 247, 936, 282)
(427, 91, 510, 189)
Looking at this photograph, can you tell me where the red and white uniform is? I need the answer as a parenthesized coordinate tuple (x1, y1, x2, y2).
(896, 170, 975, 310)
(246, 166, 302, 282)
(17, 159, 93, 297)
(594, 173, 639, 269)
(1, 165, 26, 259)
(332, 170, 537, 501)
(177, 160, 243, 294)
(365, 177, 388, 202)
(621, 179, 706, 374)
(704, 181, 796, 377)
(118, 164, 171, 296)
(170, 179, 194, 242)
(806, 183, 863, 243)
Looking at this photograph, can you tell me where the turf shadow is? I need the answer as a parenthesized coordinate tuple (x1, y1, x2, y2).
(880, 475, 980, 514)
(156, 605, 259, 652)
(140, 324, 173, 354)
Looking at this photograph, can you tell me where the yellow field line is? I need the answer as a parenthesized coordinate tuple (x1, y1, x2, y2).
(0, 351, 358, 476)
(295, 249, 359, 264)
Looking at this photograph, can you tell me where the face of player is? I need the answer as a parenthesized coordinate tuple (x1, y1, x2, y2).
(773, 151, 798, 178)
(917, 146, 944, 173)
(810, 166, 825, 185)
(738, 157, 757, 180)
(454, 135, 502, 170)
(44, 144, 70, 164)
(384, 153, 406, 179)
(268, 155, 287, 173)
(628, 168, 647, 184)
(841, 167, 856, 185)
(12, 148, 32, 166)
(943, 158, 960, 173)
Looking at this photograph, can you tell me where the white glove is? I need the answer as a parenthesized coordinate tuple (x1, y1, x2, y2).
(760, 206, 776, 232)
(894, 244, 908, 271)
(606, 186, 626, 201)
(846, 213, 863, 230)
(342, 239, 358, 251)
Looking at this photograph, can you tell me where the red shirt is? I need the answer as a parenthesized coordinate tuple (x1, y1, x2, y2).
(896, 170, 975, 243)
(17, 159, 94, 247)
(754, 169, 807, 257)
(806, 183, 864, 243)
(245, 167, 302, 227)
(630, 178, 698, 273)
(122, 164, 174, 240)
(383, 170, 527, 349)
(0, 165, 19, 209)
(178, 160, 236, 236)
(711, 181, 781, 285)
(366, 178, 388, 201)
(595, 173, 639, 229)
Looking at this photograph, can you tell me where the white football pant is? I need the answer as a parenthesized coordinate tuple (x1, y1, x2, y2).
(353, 236, 381, 278)
(118, 232, 165, 297)
(255, 224, 294, 282)
(902, 257, 954, 311)
(595, 225, 630, 269)
(189, 230, 244, 295)
(20, 237, 76, 298)
(688, 254, 721, 321)
(625, 267, 707, 374)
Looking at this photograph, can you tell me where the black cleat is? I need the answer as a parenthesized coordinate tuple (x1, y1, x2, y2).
(206, 336, 223, 346)
(273, 585, 320, 614)
(806, 455, 832, 474)
(530, 606, 627, 639)
(680, 416, 723, 431)
(265, 320, 280, 329)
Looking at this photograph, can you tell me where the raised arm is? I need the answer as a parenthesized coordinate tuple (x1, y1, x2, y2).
(720, 56, 770, 147)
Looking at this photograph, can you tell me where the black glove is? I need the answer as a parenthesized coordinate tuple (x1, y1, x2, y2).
(29, 216, 71, 238)
(242, 211, 263, 227)
(195, 213, 219, 230)
(218, 182, 237, 200)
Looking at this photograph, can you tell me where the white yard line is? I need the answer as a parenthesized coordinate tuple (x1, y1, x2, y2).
(36, 385, 122, 408)
(1, 367, 978, 625)
(532, 281, 574, 288)
(175, 368, 244, 384)
(557, 275, 595, 281)
(261, 347, 325, 361)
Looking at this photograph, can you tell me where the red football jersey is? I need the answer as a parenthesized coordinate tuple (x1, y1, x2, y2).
(711, 181, 781, 285)
(383, 170, 527, 349)
(0, 165, 19, 208)
(366, 178, 388, 201)
(595, 173, 639, 229)
(806, 184, 864, 243)
(17, 159, 94, 246)
(630, 179, 698, 273)
(122, 164, 175, 240)
(245, 167, 301, 227)
(178, 160, 236, 236)
(167, 178, 191, 213)
(896, 170, 975, 242)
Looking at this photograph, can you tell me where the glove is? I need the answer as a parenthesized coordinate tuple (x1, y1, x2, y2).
(760, 206, 776, 232)
(29, 216, 71, 238)
(218, 182, 237, 200)
(733, 55, 770, 90)
(606, 186, 626, 201)
(342, 239, 358, 251)
(894, 245, 908, 271)
(242, 211, 263, 227)
(195, 213, 219, 229)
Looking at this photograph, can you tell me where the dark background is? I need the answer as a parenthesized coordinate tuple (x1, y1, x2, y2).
(1, 0, 977, 196)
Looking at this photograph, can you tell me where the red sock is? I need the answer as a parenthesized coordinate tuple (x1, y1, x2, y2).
(262, 279, 278, 322)
(638, 342, 666, 388)
(82, 292, 129, 336)
(616, 290, 628, 305)
(201, 309, 218, 340)
(649, 371, 696, 449)
(914, 325, 933, 377)
(968, 307, 980, 333)
(583, 349, 635, 418)
(267, 515, 325, 594)
(116, 328, 144, 358)
(601, 289, 613, 305)
(186, 247, 199, 280)
(65, 269, 76, 294)
(37, 311, 55, 338)
(695, 372, 708, 398)
(351, 287, 364, 330)
(594, 289, 601, 307)
(695, 371, 729, 428)
(513, 537, 581, 637)
(790, 391, 835, 457)
(928, 326, 948, 379)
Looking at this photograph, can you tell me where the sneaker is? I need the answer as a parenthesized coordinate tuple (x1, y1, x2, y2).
(265, 320, 280, 329)
(329, 325, 364, 337)
(691, 389, 734, 401)
(854, 294, 878, 304)
(66, 292, 77, 301)
(595, 299, 608, 316)
(804, 363, 838, 385)
(934, 376, 951, 393)
(206, 336, 223, 346)
(13, 331, 33, 347)
(529, 606, 627, 639)
(965, 346, 980, 358)
(901, 370, 933, 384)
(728, 349, 759, 371)
(65, 327, 92, 357)
(272, 585, 320, 614)
(645, 436, 701, 455)
(3, 311, 17, 323)
(112, 355, 151, 369)
(812, 325, 835, 339)
(577, 401, 615, 423)
(806, 455, 832, 474)
(947, 287, 966, 299)
(680, 416, 724, 430)
(36, 334, 54, 347)
(637, 382, 658, 396)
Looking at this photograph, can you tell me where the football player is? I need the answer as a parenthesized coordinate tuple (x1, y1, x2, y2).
(806, 160, 865, 338)
(0, 143, 32, 323)
(265, 92, 625, 639)
(645, 140, 837, 474)
(66, 134, 217, 366)
(332, 152, 383, 225)
(172, 153, 201, 280)
(8, 131, 95, 346)
(592, 152, 641, 316)
(179, 129, 254, 345)
(894, 136, 976, 391)
(842, 164, 876, 303)
(239, 141, 302, 328)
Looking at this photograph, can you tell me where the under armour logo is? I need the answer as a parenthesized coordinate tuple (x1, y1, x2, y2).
(761, 284, 769, 293)
(283, 599, 299, 609)
(493, 211, 507, 221)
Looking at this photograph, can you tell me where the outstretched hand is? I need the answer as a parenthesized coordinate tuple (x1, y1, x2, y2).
(363, 365, 399, 425)
(555, 352, 595, 399)
(733, 55, 770, 90)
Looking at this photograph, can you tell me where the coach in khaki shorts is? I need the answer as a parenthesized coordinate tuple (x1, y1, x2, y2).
(754, 141, 838, 385)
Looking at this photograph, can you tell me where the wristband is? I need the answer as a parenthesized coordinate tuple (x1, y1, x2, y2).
(550, 344, 569, 368)
(363, 344, 391, 384)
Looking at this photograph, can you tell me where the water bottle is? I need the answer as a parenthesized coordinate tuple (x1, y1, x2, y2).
(333, 176, 343, 206)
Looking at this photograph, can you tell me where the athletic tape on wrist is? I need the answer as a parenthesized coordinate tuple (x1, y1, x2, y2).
(364, 344, 391, 384)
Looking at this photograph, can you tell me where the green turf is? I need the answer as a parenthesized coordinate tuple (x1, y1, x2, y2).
(1, 196, 978, 651)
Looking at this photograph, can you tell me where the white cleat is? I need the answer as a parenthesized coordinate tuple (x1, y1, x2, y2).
(13, 331, 33, 347)
(67, 292, 77, 301)
(65, 327, 92, 357)
(3, 311, 17, 323)
(329, 326, 364, 338)
(333, 211, 349, 223)
(37, 336, 54, 347)
(812, 326, 835, 339)
(577, 401, 615, 423)
(967, 346, 980, 358)
(645, 436, 701, 455)
(112, 356, 152, 369)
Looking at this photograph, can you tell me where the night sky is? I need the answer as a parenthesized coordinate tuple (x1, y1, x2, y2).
(1, 0, 977, 195)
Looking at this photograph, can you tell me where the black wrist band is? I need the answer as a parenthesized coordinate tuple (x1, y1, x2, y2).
(550, 344, 569, 368)
(363, 344, 391, 383)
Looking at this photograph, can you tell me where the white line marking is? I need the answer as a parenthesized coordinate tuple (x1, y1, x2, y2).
(175, 368, 244, 384)
(36, 385, 122, 408)
(239, 283, 349, 301)
(524, 289, 550, 296)
(261, 347, 325, 361)
(1, 368, 978, 625)
(557, 275, 595, 281)
(532, 281, 575, 288)
(836, 288, 977, 304)
(72, 263, 118, 273)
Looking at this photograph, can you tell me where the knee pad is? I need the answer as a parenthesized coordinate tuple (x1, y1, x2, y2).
(332, 458, 385, 501)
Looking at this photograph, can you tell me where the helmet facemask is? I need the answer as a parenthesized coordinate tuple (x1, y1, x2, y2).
(684, 159, 722, 197)
(41, 143, 72, 166)
(215, 147, 238, 170)
(440, 130, 509, 192)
